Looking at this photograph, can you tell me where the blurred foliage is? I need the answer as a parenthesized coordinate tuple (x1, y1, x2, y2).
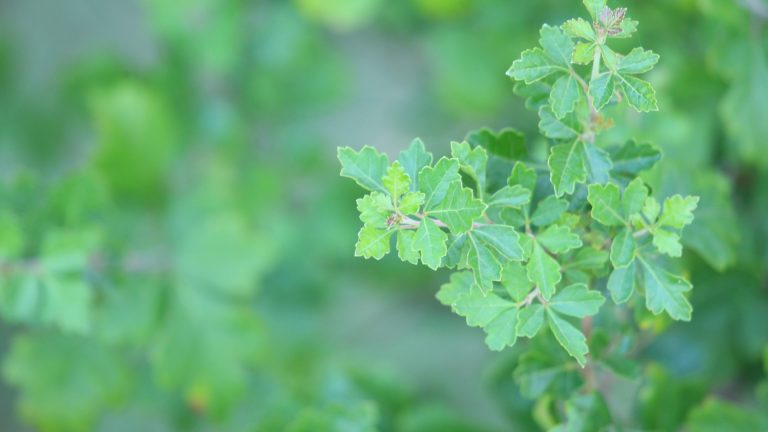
(0, 0, 766, 431)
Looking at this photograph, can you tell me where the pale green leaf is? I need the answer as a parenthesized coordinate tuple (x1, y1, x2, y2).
(550, 284, 605, 318)
(467, 234, 503, 293)
(338, 146, 389, 193)
(609, 141, 661, 180)
(507, 48, 563, 84)
(563, 18, 596, 40)
(583, 0, 606, 19)
(443, 233, 468, 269)
(613, 18, 638, 38)
(453, 289, 515, 328)
(587, 183, 625, 226)
(616, 74, 658, 112)
(398, 138, 433, 192)
(355, 226, 393, 260)
(531, 195, 569, 227)
(610, 228, 636, 267)
(549, 140, 587, 197)
(450, 141, 488, 193)
(642, 196, 661, 222)
(581, 142, 613, 184)
(607, 261, 636, 304)
(382, 161, 411, 203)
(639, 257, 693, 321)
(473, 225, 523, 261)
(484, 308, 520, 351)
(539, 24, 575, 66)
(572, 42, 596, 65)
(501, 261, 533, 302)
(617, 47, 659, 74)
(517, 304, 545, 338)
(550, 74, 581, 119)
(418, 157, 461, 210)
(601, 44, 619, 71)
(428, 182, 485, 233)
(527, 242, 562, 300)
(398, 191, 425, 214)
(547, 309, 589, 366)
(488, 185, 531, 208)
(589, 72, 615, 110)
(537, 225, 583, 254)
(509, 161, 538, 192)
(436, 271, 474, 307)
(396, 230, 419, 265)
(652, 228, 683, 257)
(356, 192, 393, 228)
(622, 178, 648, 217)
(538, 106, 580, 140)
(414, 217, 448, 270)
(659, 195, 699, 229)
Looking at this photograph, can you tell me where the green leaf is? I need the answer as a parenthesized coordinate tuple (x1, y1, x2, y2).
(557, 393, 612, 432)
(589, 72, 615, 110)
(587, 183, 625, 226)
(40, 276, 93, 333)
(638, 257, 693, 321)
(547, 309, 589, 366)
(652, 228, 683, 257)
(550, 284, 605, 318)
(607, 261, 636, 303)
(488, 185, 531, 208)
(484, 308, 520, 351)
(443, 233, 468, 269)
(338, 146, 389, 193)
(501, 261, 533, 302)
(616, 74, 658, 112)
(357, 192, 393, 228)
(473, 225, 523, 261)
(453, 289, 515, 328)
(509, 161, 538, 192)
(686, 400, 765, 432)
(614, 18, 638, 38)
(582, 142, 613, 184)
(582, 0, 606, 19)
(539, 106, 580, 140)
(617, 47, 659, 74)
(414, 218, 448, 270)
(572, 42, 596, 65)
(550, 74, 581, 119)
(549, 140, 587, 197)
(382, 161, 411, 203)
(467, 234, 503, 293)
(659, 195, 699, 229)
(642, 196, 661, 222)
(514, 338, 583, 398)
(537, 225, 583, 254)
(418, 157, 461, 210)
(355, 226, 393, 260)
(622, 178, 648, 217)
(398, 138, 433, 192)
(600, 44, 619, 71)
(436, 271, 474, 307)
(428, 181, 486, 233)
(527, 242, 562, 300)
(608, 141, 661, 178)
(531, 196, 569, 227)
(399, 191, 425, 214)
(610, 228, 636, 267)
(539, 24, 575, 67)
(396, 230, 420, 264)
(517, 304, 545, 337)
(450, 141, 488, 193)
(507, 48, 563, 84)
(563, 18, 596, 40)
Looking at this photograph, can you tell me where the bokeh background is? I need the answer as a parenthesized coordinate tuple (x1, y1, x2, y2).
(0, 0, 767, 431)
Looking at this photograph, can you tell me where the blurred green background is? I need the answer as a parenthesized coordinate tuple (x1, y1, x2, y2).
(0, 0, 766, 431)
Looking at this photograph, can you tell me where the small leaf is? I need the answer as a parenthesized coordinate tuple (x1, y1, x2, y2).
(473, 225, 524, 261)
(414, 218, 448, 270)
(583, 0, 607, 19)
(428, 182, 486, 233)
(621, 178, 648, 217)
(467, 234, 503, 294)
(609, 141, 661, 178)
(488, 185, 531, 208)
(527, 242, 562, 300)
(616, 74, 658, 112)
(587, 183, 625, 226)
(550, 74, 582, 119)
(382, 161, 411, 203)
(453, 289, 515, 328)
(549, 140, 587, 197)
(537, 225, 583, 254)
(484, 308, 520, 351)
(572, 42, 596, 65)
(450, 141, 488, 193)
(539, 24, 575, 66)
(356, 192, 393, 228)
(509, 161, 538, 192)
(659, 195, 699, 229)
(610, 228, 636, 267)
(601, 44, 619, 71)
(639, 257, 693, 321)
(547, 309, 589, 366)
(399, 192, 425, 214)
(355, 226, 393, 259)
(550, 284, 605, 318)
(589, 72, 615, 110)
(396, 230, 419, 264)
(501, 261, 533, 302)
(539, 106, 580, 140)
(642, 196, 661, 222)
(563, 18, 596, 40)
(607, 261, 636, 304)
(617, 47, 659, 74)
(517, 304, 545, 337)
(398, 138, 433, 192)
(613, 18, 638, 38)
(531, 196, 569, 227)
(651, 228, 683, 257)
(418, 157, 461, 210)
(507, 48, 563, 84)
(436, 271, 474, 307)
(338, 146, 389, 193)
(582, 142, 613, 184)
(443, 234, 468, 269)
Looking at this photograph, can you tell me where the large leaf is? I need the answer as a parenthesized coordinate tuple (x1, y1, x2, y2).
(338, 146, 389, 193)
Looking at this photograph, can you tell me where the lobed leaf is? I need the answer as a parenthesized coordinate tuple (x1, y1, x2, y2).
(338, 146, 389, 193)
